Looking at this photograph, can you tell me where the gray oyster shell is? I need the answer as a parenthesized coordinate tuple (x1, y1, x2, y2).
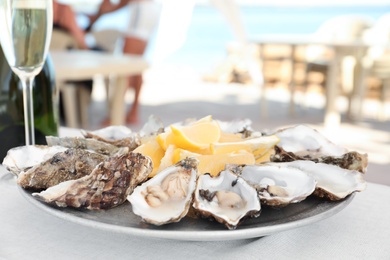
(82, 125, 140, 150)
(231, 164, 316, 207)
(33, 152, 152, 210)
(271, 125, 368, 173)
(266, 160, 367, 201)
(46, 136, 128, 156)
(17, 148, 107, 190)
(2, 145, 67, 176)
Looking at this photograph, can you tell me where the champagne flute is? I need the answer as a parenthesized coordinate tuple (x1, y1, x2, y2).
(0, 0, 53, 145)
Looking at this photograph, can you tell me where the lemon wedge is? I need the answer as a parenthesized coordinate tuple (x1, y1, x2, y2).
(133, 138, 165, 177)
(210, 135, 280, 159)
(169, 120, 221, 152)
(173, 148, 255, 176)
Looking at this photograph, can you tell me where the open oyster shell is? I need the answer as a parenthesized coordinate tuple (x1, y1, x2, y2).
(17, 148, 107, 190)
(46, 136, 128, 156)
(128, 157, 198, 226)
(267, 161, 366, 200)
(2, 145, 67, 176)
(271, 125, 368, 173)
(82, 125, 140, 150)
(193, 169, 261, 230)
(33, 152, 152, 210)
(231, 164, 316, 207)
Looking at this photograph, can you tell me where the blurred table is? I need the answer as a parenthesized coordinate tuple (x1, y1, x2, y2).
(51, 50, 149, 128)
(250, 34, 379, 129)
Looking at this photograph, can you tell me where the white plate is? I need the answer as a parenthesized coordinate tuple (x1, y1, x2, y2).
(19, 187, 354, 241)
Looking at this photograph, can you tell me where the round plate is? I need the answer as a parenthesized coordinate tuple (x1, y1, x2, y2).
(19, 187, 354, 241)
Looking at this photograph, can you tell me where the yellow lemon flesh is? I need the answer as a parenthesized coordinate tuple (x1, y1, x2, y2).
(156, 115, 215, 151)
(210, 135, 280, 160)
(169, 121, 221, 152)
(156, 144, 176, 173)
(173, 148, 255, 176)
(218, 132, 244, 142)
(133, 138, 165, 177)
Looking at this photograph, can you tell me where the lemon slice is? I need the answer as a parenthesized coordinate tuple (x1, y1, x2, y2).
(169, 121, 221, 152)
(156, 115, 214, 151)
(156, 144, 176, 174)
(133, 138, 165, 177)
(255, 148, 275, 163)
(210, 135, 280, 159)
(191, 115, 213, 124)
(218, 132, 243, 142)
(173, 148, 255, 176)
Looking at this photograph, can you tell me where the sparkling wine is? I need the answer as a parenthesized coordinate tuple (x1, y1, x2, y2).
(12, 8, 48, 72)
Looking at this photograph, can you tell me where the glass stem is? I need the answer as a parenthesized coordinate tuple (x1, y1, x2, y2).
(21, 76, 35, 146)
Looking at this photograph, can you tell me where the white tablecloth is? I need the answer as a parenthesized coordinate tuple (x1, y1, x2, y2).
(0, 167, 389, 260)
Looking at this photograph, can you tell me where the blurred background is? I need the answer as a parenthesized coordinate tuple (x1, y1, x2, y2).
(53, 0, 390, 185)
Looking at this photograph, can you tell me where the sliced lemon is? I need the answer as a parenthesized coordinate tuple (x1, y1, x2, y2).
(156, 144, 176, 174)
(191, 115, 213, 124)
(173, 148, 255, 176)
(255, 148, 275, 163)
(156, 115, 214, 151)
(133, 138, 165, 177)
(169, 120, 221, 152)
(156, 131, 173, 150)
(218, 132, 243, 143)
(210, 135, 280, 159)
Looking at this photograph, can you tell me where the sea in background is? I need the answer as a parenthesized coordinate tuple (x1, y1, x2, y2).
(87, 4, 390, 73)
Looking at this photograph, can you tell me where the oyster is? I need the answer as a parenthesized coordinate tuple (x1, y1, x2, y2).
(128, 157, 198, 225)
(46, 136, 128, 156)
(231, 164, 316, 207)
(193, 169, 261, 229)
(17, 148, 107, 190)
(2, 145, 67, 175)
(267, 161, 366, 200)
(33, 152, 152, 210)
(82, 126, 140, 150)
(271, 125, 368, 173)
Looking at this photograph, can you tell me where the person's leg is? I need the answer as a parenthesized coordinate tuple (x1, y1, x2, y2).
(123, 36, 147, 124)
(126, 74, 142, 124)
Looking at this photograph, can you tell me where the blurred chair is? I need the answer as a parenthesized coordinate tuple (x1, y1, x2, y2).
(50, 29, 90, 128)
(369, 55, 390, 120)
(303, 15, 373, 92)
(90, 29, 123, 53)
(50, 29, 78, 50)
(363, 13, 390, 120)
(88, 29, 124, 123)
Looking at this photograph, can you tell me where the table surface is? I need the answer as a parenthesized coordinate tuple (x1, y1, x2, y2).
(50, 50, 149, 81)
(1, 129, 389, 260)
(1, 170, 389, 260)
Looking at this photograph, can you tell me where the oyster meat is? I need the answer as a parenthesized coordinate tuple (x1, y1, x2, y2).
(82, 125, 140, 150)
(231, 164, 316, 207)
(193, 169, 261, 229)
(17, 148, 107, 190)
(128, 157, 198, 225)
(271, 125, 368, 173)
(2, 145, 67, 176)
(33, 152, 152, 210)
(267, 160, 366, 200)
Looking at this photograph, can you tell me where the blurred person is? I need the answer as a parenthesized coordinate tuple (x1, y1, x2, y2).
(88, 0, 162, 125)
(53, 1, 89, 49)
(53, 1, 108, 125)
